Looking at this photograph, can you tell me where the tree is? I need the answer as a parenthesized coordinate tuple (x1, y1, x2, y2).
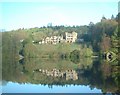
(111, 14, 115, 20)
(70, 50, 80, 63)
(100, 35, 111, 52)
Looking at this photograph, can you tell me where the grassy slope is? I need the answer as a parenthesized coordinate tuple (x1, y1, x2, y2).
(24, 43, 79, 57)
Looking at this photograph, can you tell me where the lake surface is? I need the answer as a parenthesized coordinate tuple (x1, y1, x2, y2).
(2, 82, 101, 93)
(2, 58, 119, 93)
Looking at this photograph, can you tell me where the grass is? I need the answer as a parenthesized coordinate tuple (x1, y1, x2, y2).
(36, 43, 80, 53)
(2, 30, 93, 62)
(23, 42, 81, 58)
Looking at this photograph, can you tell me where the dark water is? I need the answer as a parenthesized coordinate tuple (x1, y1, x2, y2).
(2, 58, 120, 93)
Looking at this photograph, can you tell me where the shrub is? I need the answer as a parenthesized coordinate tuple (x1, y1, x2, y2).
(70, 50, 80, 63)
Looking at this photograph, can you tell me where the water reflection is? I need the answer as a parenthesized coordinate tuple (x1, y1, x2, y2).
(2, 58, 120, 93)
(33, 69, 78, 80)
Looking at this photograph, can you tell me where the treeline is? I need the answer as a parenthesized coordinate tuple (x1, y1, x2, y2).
(10, 14, 119, 53)
(3, 13, 119, 61)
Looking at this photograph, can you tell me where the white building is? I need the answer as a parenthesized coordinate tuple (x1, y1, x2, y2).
(39, 31, 77, 44)
(65, 32, 77, 43)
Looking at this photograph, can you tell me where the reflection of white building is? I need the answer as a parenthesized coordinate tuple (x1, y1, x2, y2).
(66, 70, 78, 80)
(35, 68, 78, 80)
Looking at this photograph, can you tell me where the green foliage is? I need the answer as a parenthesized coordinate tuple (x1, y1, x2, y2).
(110, 26, 119, 60)
(2, 14, 120, 94)
(2, 56, 119, 93)
(84, 48, 93, 57)
(84, 17, 118, 52)
(111, 65, 120, 88)
(70, 50, 80, 63)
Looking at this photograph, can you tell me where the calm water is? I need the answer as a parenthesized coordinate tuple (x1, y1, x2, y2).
(2, 58, 119, 93)
(2, 82, 101, 93)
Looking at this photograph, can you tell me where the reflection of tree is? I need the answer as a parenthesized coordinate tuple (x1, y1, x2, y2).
(2, 56, 119, 93)
(79, 58, 93, 69)
(100, 61, 112, 79)
(94, 60, 119, 93)
(111, 65, 120, 89)
(76, 60, 119, 93)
